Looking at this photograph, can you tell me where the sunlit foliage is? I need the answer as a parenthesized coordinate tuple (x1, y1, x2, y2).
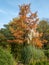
(7, 4, 43, 48)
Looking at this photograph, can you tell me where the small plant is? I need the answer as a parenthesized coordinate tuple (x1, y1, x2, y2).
(44, 49, 49, 58)
(21, 45, 46, 65)
(0, 47, 16, 65)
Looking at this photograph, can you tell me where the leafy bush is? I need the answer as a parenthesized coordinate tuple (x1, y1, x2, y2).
(44, 49, 49, 58)
(11, 43, 23, 61)
(29, 59, 49, 65)
(21, 45, 46, 65)
(35, 60, 49, 65)
(0, 47, 16, 65)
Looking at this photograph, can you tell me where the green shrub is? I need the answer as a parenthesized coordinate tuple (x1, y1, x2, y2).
(44, 49, 49, 58)
(0, 47, 16, 65)
(21, 45, 46, 65)
(35, 60, 49, 65)
(11, 43, 23, 61)
(29, 60, 49, 65)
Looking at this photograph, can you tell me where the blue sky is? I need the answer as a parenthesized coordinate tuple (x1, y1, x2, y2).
(0, 0, 49, 28)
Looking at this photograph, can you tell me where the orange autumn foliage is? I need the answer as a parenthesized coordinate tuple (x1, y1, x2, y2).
(33, 38, 43, 48)
(8, 4, 44, 48)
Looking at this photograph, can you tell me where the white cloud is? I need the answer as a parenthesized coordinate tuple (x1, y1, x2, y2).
(0, 9, 18, 16)
(0, 9, 7, 14)
(6, 0, 18, 7)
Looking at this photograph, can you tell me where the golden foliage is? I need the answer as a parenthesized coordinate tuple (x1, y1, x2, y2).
(33, 38, 43, 48)
(8, 4, 44, 48)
